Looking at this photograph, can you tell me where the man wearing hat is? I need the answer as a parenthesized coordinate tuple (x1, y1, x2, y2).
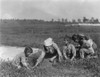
(29, 38, 62, 69)
(43, 38, 62, 63)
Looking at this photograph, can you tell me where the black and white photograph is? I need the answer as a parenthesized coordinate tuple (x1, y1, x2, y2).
(0, 0, 100, 77)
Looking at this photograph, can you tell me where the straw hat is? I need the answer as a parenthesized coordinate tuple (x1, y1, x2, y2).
(44, 38, 53, 46)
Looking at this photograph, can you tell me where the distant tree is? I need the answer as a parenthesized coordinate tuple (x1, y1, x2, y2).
(90, 17, 94, 23)
(77, 18, 81, 23)
(51, 19, 54, 22)
(65, 18, 68, 23)
(83, 17, 89, 23)
(62, 18, 64, 22)
(94, 18, 99, 23)
(72, 19, 76, 23)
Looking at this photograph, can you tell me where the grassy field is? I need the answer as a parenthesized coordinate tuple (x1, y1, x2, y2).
(0, 20, 100, 77)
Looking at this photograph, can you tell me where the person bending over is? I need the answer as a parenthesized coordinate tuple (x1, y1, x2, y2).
(29, 38, 63, 69)
(12, 46, 33, 69)
(80, 36, 97, 59)
(43, 38, 62, 63)
(63, 38, 76, 61)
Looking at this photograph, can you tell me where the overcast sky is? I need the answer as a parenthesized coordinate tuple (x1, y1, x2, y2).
(0, 0, 100, 20)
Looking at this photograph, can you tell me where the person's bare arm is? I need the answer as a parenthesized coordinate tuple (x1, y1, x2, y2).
(32, 51, 45, 69)
(71, 45, 76, 61)
(63, 46, 68, 60)
(21, 57, 30, 69)
(53, 43, 62, 62)
(49, 55, 57, 62)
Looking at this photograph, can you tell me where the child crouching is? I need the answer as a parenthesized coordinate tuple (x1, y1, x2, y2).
(12, 46, 33, 69)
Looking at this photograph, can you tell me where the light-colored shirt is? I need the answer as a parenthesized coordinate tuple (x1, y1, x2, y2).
(63, 44, 76, 59)
(83, 39, 93, 48)
(82, 39, 94, 53)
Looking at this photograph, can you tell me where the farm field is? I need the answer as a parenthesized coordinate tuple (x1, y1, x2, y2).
(0, 20, 100, 77)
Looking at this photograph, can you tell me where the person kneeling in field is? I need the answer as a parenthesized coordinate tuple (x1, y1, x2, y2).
(12, 46, 33, 69)
(72, 33, 97, 51)
(43, 38, 63, 63)
(63, 37, 76, 61)
(28, 38, 63, 69)
(72, 33, 98, 58)
(80, 36, 97, 59)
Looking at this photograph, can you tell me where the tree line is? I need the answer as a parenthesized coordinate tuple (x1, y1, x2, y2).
(51, 17, 99, 24)
(0, 17, 100, 24)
